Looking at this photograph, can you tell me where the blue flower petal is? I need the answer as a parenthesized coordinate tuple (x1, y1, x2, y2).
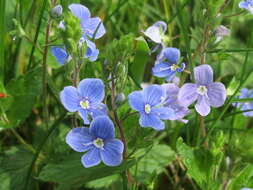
(89, 103, 107, 118)
(66, 127, 94, 152)
(78, 78, 105, 103)
(153, 21, 167, 33)
(100, 139, 124, 166)
(69, 4, 90, 21)
(165, 71, 176, 82)
(176, 62, 186, 72)
(86, 17, 106, 39)
(81, 148, 101, 168)
(60, 86, 80, 112)
(85, 40, 99, 62)
(239, 1, 250, 9)
(143, 85, 165, 106)
(90, 116, 115, 140)
(128, 91, 144, 112)
(139, 113, 165, 130)
(78, 109, 90, 124)
(163, 47, 180, 64)
(152, 107, 175, 120)
(51, 47, 68, 65)
(152, 62, 172, 78)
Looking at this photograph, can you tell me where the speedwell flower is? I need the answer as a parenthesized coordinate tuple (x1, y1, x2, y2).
(152, 47, 185, 82)
(128, 85, 175, 130)
(143, 21, 167, 45)
(239, 0, 253, 14)
(233, 88, 253, 117)
(66, 116, 124, 168)
(69, 4, 106, 40)
(60, 78, 107, 124)
(162, 83, 189, 123)
(178, 64, 226, 116)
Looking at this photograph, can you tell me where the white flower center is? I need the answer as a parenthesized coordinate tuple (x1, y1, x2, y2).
(80, 100, 90, 109)
(197, 85, 208, 95)
(170, 64, 179, 71)
(93, 138, 104, 148)
(144, 104, 151, 114)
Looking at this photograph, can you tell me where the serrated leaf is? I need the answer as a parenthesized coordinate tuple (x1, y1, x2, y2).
(132, 144, 176, 183)
(0, 67, 42, 129)
(176, 138, 215, 189)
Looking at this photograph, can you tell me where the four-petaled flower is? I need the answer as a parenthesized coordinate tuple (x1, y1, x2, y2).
(239, 0, 253, 14)
(233, 88, 253, 117)
(143, 21, 167, 45)
(178, 64, 226, 116)
(69, 4, 106, 41)
(60, 78, 107, 124)
(128, 85, 175, 130)
(152, 47, 185, 82)
(162, 83, 189, 123)
(66, 116, 124, 168)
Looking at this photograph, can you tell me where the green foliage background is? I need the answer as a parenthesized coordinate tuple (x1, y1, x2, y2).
(1, 0, 253, 189)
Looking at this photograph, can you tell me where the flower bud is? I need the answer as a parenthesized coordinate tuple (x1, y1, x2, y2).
(115, 93, 126, 105)
(50, 5, 63, 18)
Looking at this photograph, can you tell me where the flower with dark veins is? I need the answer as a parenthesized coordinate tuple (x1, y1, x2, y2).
(178, 64, 226, 116)
(66, 116, 124, 167)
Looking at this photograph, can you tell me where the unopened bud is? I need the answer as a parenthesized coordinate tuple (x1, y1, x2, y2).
(51, 5, 63, 18)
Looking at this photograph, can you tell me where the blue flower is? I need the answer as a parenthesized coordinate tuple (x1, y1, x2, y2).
(68, 4, 106, 40)
(51, 39, 99, 65)
(66, 116, 124, 168)
(239, 0, 253, 14)
(162, 83, 189, 123)
(143, 21, 167, 45)
(152, 47, 185, 82)
(128, 85, 175, 130)
(233, 88, 253, 117)
(60, 78, 107, 124)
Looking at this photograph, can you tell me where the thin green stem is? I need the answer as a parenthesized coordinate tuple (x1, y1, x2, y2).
(42, 17, 52, 130)
(10, 128, 36, 154)
(27, 0, 47, 70)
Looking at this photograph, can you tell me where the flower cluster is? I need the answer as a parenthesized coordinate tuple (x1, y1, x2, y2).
(61, 79, 124, 168)
(143, 21, 185, 82)
(233, 88, 253, 117)
(51, 4, 106, 65)
(128, 64, 227, 129)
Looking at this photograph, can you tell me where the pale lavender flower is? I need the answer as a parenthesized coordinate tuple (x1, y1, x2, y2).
(178, 64, 226, 116)
(162, 83, 189, 123)
(143, 21, 167, 45)
(215, 25, 230, 43)
(233, 88, 253, 117)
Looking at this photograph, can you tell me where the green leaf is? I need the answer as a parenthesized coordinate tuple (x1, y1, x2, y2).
(131, 144, 176, 184)
(38, 153, 136, 190)
(228, 164, 253, 190)
(0, 147, 35, 190)
(0, 67, 42, 129)
(176, 138, 215, 189)
(129, 36, 150, 84)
